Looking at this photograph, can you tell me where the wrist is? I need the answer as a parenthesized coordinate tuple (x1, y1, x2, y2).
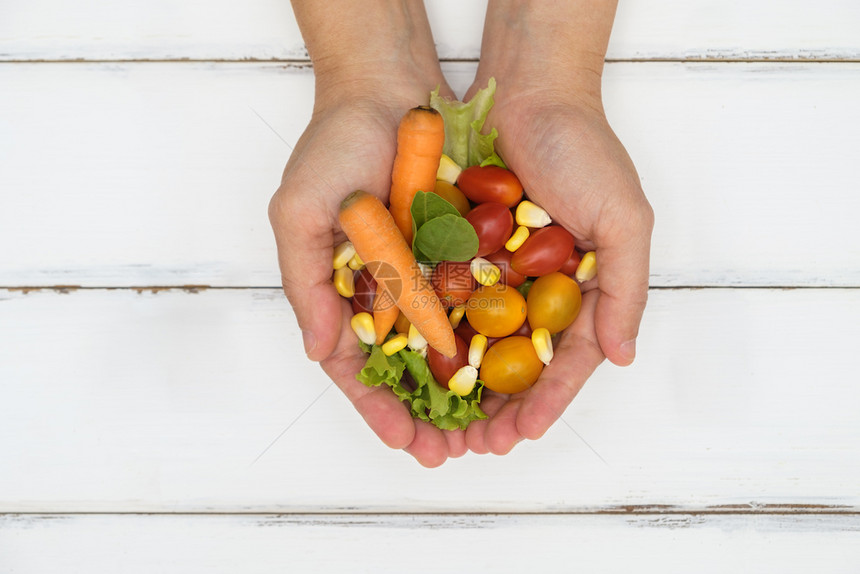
(474, 0, 617, 111)
(291, 0, 448, 113)
(313, 56, 447, 116)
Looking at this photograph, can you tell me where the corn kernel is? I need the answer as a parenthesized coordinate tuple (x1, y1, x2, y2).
(407, 323, 428, 351)
(515, 200, 552, 228)
(575, 251, 597, 282)
(470, 257, 501, 287)
(448, 365, 478, 396)
(448, 305, 466, 329)
(333, 241, 356, 269)
(436, 153, 463, 185)
(505, 226, 530, 252)
(468, 334, 488, 369)
(333, 266, 355, 298)
(347, 252, 365, 271)
(531, 327, 554, 365)
(350, 312, 377, 346)
(381, 333, 408, 356)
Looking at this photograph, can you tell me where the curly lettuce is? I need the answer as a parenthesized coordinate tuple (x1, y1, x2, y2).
(429, 77, 505, 169)
(357, 345, 486, 431)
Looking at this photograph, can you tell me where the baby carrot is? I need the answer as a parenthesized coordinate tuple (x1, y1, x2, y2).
(339, 190, 456, 357)
(373, 283, 401, 345)
(388, 106, 445, 245)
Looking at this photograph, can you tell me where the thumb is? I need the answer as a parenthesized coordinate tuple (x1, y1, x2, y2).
(592, 206, 654, 366)
(269, 191, 344, 362)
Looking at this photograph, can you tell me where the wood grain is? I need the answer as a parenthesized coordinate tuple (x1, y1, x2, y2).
(1, 62, 858, 287)
(1, 288, 858, 512)
(2, 513, 859, 573)
(1, 0, 859, 61)
(3, 0, 857, 562)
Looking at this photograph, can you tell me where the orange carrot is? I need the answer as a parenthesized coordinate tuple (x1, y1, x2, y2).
(388, 106, 445, 245)
(339, 190, 456, 357)
(373, 283, 400, 345)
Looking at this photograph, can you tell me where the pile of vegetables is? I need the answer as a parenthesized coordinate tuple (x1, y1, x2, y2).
(332, 80, 597, 430)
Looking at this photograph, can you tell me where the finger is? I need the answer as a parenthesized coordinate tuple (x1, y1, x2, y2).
(485, 398, 525, 455)
(465, 392, 506, 454)
(593, 203, 654, 365)
(516, 289, 604, 440)
(465, 419, 490, 454)
(269, 189, 343, 362)
(321, 299, 416, 450)
(444, 429, 468, 459)
(404, 420, 449, 468)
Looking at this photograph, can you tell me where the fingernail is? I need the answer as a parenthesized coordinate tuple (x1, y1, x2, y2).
(302, 329, 317, 356)
(620, 338, 636, 363)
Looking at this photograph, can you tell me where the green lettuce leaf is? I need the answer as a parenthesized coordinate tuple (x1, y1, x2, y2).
(400, 349, 486, 431)
(430, 77, 506, 169)
(355, 345, 487, 431)
(357, 345, 405, 387)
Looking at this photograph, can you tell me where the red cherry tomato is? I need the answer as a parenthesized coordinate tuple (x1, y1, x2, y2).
(457, 166, 523, 207)
(510, 225, 575, 277)
(427, 334, 469, 388)
(465, 202, 514, 257)
(431, 261, 476, 308)
(454, 319, 500, 349)
(352, 268, 377, 314)
(485, 248, 526, 287)
(558, 249, 583, 276)
(510, 320, 533, 338)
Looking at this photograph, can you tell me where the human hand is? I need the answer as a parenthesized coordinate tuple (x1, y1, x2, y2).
(462, 15, 654, 454)
(269, 1, 469, 467)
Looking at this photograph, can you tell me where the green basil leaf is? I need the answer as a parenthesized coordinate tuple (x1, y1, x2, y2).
(410, 190, 460, 231)
(413, 214, 479, 263)
(412, 242, 432, 265)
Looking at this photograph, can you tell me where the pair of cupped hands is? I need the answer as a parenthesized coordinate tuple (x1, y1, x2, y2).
(268, 62, 654, 467)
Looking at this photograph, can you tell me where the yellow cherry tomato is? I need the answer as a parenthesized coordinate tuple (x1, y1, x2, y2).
(465, 283, 527, 338)
(479, 336, 544, 394)
(526, 272, 582, 334)
(433, 180, 471, 217)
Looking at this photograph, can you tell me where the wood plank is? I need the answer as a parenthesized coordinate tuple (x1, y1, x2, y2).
(2, 1, 859, 61)
(1, 62, 858, 287)
(2, 513, 859, 573)
(1, 288, 858, 512)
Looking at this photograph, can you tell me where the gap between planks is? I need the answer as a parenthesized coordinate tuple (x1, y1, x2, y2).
(3, 504, 859, 517)
(2, 57, 860, 65)
(3, 286, 860, 294)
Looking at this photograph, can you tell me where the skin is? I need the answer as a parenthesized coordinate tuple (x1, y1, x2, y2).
(270, 0, 654, 464)
(269, 0, 466, 467)
(461, 0, 655, 455)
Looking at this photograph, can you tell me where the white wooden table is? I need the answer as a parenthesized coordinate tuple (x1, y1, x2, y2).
(2, 1, 859, 571)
